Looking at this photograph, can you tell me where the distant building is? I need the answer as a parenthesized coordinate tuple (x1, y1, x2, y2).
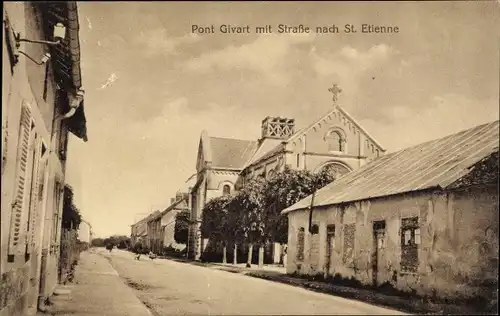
(1, 2, 88, 315)
(282, 121, 499, 301)
(147, 192, 189, 254)
(130, 211, 160, 249)
(188, 104, 385, 261)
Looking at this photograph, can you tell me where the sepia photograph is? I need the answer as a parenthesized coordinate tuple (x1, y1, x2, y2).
(1, 1, 499, 315)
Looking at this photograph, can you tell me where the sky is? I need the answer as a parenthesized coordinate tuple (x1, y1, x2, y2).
(68, 1, 499, 238)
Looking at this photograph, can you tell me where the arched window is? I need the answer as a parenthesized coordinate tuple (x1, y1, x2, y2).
(222, 185, 231, 196)
(320, 163, 351, 179)
(324, 129, 346, 152)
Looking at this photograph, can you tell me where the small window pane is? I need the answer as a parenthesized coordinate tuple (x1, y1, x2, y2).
(414, 228, 421, 245)
(404, 230, 411, 245)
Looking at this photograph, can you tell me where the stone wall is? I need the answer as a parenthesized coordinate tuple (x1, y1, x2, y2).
(287, 184, 498, 301)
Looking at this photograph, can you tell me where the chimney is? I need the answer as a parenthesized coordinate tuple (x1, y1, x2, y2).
(170, 198, 175, 205)
(261, 116, 295, 140)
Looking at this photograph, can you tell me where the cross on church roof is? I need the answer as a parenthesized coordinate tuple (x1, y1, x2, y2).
(328, 84, 342, 103)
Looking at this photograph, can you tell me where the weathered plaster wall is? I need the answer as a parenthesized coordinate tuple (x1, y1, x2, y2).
(1, 4, 70, 315)
(287, 185, 498, 300)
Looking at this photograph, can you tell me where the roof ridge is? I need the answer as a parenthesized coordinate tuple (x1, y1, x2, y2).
(209, 135, 257, 142)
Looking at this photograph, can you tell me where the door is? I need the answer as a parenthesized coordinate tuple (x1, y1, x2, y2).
(372, 221, 386, 286)
(325, 224, 335, 275)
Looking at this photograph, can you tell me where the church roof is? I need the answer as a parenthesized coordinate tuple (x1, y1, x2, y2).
(242, 138, 284, 169)
(208, 136, 258, 169)
(283, 120, 499, 214)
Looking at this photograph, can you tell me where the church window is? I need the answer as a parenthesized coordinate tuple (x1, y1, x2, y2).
(376, 149, 380, 157)
(325, 129, 346, 152)
(296, 154, 300, 168)
(321, 163, 351, 179)
(401, 217, 419, 273)
(222, 185, 231, 196)
(296, 227, 305, 261)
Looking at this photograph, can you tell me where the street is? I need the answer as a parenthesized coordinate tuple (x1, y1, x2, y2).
(100, 249, 406, 315)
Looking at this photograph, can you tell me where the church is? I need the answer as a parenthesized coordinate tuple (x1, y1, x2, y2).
(187, 86, 385, 261)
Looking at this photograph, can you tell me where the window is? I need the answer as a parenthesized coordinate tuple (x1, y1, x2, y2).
(296, 153, 300, 168)
(222, 184, 231, 196)
(321, 163, 351, 179)
(373, 221, 386, 249)
(327, 224, 336, 249)
(25, 132, 43, 257)
(326, 131, 343, 152)
(296, 227, 305, 261)
(52, 182, 62, 247)
(401, 217, 420, 273)
(8, 104, 34, 262)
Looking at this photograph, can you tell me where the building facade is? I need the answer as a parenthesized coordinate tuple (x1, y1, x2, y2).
(130, 211, 160, 249)
(148, 193, 189, 254)
(283, 121, 499, 301)
(1, 2, 87, 315)
(188, 104, 385, 261)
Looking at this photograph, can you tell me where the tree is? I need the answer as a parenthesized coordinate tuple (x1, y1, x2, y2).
(61, 185, 82, 230)
(262, 165, 337, 246)
(200, 195, 232, 262)
(174, 211, 190, 244)
(91, 238, 105, 247)
(228, 177, 267, 267)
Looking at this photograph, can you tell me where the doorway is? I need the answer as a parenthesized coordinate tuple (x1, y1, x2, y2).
(372, 220, 386, 287)
(325, 224, 335, 276)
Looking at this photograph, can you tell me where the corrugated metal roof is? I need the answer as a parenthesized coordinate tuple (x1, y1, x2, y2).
(283, 120, 499, 214)
(209, 137, 257, 169)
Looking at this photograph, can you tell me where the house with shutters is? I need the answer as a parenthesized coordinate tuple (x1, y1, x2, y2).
(1, 2, 88, 315)
(282, 120, 499, 302)
(188, 98, 386, 262)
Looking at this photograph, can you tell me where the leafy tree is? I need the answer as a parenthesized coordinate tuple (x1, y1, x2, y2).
(61, 185, 82, 230)
(91, 238, 105, 247)
(174, 210, 190, 244)
(228, 177, 267, 266)
(262, 165, 337, 245)
(201, 195, 233, 262)
(200, 195, 232, 241)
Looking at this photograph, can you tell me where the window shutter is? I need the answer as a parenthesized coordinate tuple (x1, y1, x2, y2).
(26, 136, 43, 254)
(8, 105, 33, 257)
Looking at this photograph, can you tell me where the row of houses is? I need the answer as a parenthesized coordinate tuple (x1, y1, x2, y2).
(130, 192, 189, 254)
(1, 2, 89, 316)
